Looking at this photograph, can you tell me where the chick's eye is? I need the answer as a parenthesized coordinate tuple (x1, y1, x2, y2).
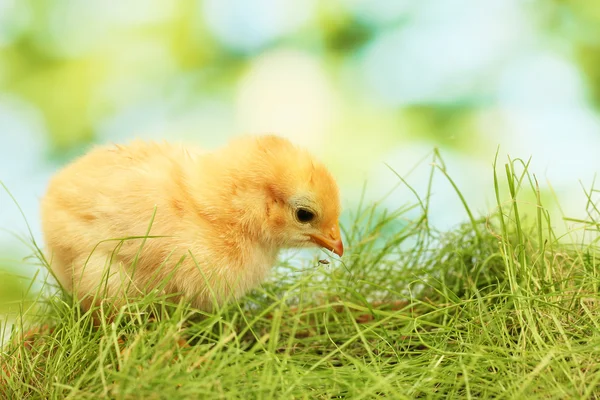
(296, 208, 315, 223)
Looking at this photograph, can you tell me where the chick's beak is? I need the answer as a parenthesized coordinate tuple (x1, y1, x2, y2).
(310, 224, 344, 257)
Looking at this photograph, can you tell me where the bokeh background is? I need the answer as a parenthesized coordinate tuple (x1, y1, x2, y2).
(2, 0, 600, 312)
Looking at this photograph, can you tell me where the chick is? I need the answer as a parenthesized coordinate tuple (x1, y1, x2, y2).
(40, 135, 343, 314)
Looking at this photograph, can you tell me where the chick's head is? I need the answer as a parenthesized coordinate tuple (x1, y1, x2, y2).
(249, 136, 344, 256)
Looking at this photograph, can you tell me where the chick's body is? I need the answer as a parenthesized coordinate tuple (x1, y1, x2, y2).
(41, 136, 342, 312)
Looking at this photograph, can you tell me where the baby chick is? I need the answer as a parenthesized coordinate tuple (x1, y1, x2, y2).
(40, 135, 343, 314)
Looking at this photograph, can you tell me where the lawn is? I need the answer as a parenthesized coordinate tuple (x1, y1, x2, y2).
(1, 154, 600, 399)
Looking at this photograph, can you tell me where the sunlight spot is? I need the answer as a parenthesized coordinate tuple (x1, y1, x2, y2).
(235, 49, 339, 151)
(202, 0, 315, 53)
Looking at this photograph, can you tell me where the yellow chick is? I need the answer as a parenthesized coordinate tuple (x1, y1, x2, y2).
(40, 135, 343, 314)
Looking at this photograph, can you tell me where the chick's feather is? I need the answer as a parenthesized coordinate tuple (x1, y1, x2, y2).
(41, 135, 342, 312)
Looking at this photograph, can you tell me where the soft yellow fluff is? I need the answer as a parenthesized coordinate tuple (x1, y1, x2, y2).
(40, 135, 343, 314)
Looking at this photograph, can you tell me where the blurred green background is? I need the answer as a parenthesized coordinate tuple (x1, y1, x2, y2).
(2, 0, 600, 311)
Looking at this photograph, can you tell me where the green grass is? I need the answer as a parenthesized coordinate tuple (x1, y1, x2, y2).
(2, 152, 600, 399)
